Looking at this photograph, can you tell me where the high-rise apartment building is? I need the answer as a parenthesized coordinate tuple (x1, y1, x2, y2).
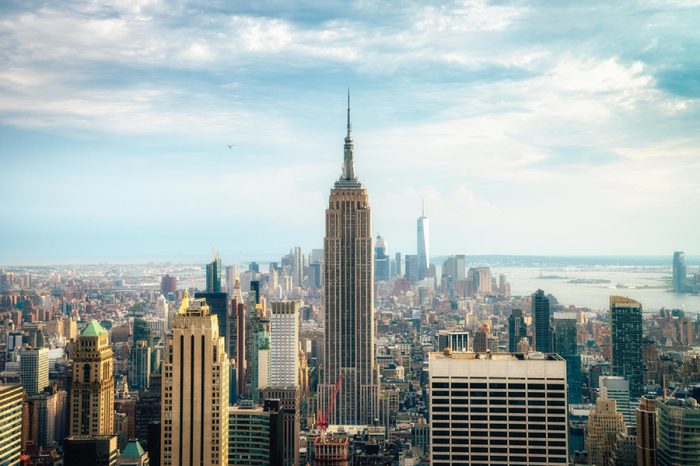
(320, 95, 380, 425)
(206, 255, 222, 292)
(532, 289, 551, 353)
(656, 397, 700, 465)
(161, 297, 229, 466)
(270, 301, 300, 388)
(70, 321, 114, 436)
(20, 347, 49, 396)
(416, 202, 429, 281)
(508, 309, 528, 353)
(429, 351, 568, 465)
(584, 397, 627, 466)
(610, 296, 644, 398)
(0, 384, 23, 466)
(672, 251, 687, 292)
(636, 396, 656, 466)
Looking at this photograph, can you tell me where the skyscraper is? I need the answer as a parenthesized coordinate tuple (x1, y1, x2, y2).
(160, 274, 177, 296)
(600, 376, 634, 427)
(636, 396, 656, 466)
(585, 397, 627, 466)
(656, 397, 700, 465)
(416, 201, 429, 281)
(128, 340, 151, 392)
(70, 320, 114, 436)
(672, 251, 687, 292)
(0, 384, 23, 466)
(320, 94, 379, 425)
(206, 255, 222, 292)
(429, 351, 568, 464)
(161, 296, 229, 466)
(20, 347, 49, 396)
(532, 289, 552, 353)
(374, 234, 390, 282)
(610, 296, 644, 398)
(508, 309, 528, 353)
(552, 312, 582, 403)
(270, 301, 300, 388)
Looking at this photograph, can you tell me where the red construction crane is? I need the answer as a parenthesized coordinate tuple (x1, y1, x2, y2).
(316, 372, 344, 432)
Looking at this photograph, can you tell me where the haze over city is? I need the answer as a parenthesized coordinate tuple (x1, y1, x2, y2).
(2, 0, 700, 263)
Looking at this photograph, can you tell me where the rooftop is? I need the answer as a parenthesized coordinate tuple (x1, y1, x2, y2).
(80, 320, 107, 337)
(430, 351, 565, 361)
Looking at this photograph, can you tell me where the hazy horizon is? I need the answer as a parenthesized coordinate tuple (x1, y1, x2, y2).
(2, 1, 700, 261)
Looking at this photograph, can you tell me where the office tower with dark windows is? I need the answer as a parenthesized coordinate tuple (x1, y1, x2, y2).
(552, 312, 582, 403)
(416, 202, 429, 280)
(405, 254, 420, 283)
(0, 384, 22, 466)
(70, 321, 114, 436)
(228, 401, 271, 465)
(161, 297, 229, 466)
(656, 397, 700, 465)
(20, 347, 49, 396)
(508, 309, 528, 353)
(374, 234, 390, 282)
(320, 94, 380, 425)
(206, 255, 222, 292)
(610, 296, 644, 399)
(636, 396, 656, 466)
(532, 289, 552, 353)
(428, 351, 568, 465)
(128, 340, 151, 392)
(672, 251, 687, 292)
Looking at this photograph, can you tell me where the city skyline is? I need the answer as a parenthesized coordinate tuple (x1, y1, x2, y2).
(2, 1, 700, 263)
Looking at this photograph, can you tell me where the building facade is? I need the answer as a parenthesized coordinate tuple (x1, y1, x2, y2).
(70, 320, 114, 436)
(0, 384, 23, 466)
(161, 297, 229, 466)
(656, 397, 700, 466)
(428, 351, 568, 465)
(610, 296, 644, 398)
(270, 301, 300, 388)
(636, 396, 656, 466)
(20, 347, 49, 397)
(532, 289, 551, 353)
(320, 95, 380, 425)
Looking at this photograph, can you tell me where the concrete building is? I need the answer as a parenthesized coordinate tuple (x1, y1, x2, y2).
(70, 320, 114, 436)
(428, 351, 568, 465)
(0, 384, 23, 466)
(320, 95, 380, 426)
(161, 296, 229, 466)
(20, 347, 49, 396)
(584, 397, 627, 466)
(600, 376, 634, 427)
(270, 301, 300, 388)
(610, 296, 644, 398)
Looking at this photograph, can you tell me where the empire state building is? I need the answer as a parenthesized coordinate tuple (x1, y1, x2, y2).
(320, 94, 379, 425)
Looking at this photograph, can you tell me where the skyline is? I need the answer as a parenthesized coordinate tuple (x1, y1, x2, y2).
(2, 1, 700, 263)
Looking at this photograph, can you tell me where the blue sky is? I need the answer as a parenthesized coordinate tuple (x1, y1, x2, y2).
(1, 0, 700, 264)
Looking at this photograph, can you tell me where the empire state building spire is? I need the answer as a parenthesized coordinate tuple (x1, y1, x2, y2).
(342, 90, 356, 181)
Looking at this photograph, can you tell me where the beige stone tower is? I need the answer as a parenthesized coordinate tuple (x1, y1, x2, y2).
(161, 295, 229, 466)
(320, 93, 380, 425)
(70, 320, 114, 436)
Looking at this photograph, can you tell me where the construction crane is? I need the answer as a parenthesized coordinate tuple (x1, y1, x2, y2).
(316, 372, 344, 433)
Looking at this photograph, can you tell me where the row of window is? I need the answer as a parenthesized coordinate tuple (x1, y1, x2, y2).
(433, 431, 567, 442)
(432, 382, 565, 390)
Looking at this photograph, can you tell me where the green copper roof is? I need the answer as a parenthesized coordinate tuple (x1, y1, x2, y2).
(81, 320, 107, 337)
(121, 439, 145, 458)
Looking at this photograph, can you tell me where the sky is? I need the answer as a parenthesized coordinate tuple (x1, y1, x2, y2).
(1, 0, 700, 264)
